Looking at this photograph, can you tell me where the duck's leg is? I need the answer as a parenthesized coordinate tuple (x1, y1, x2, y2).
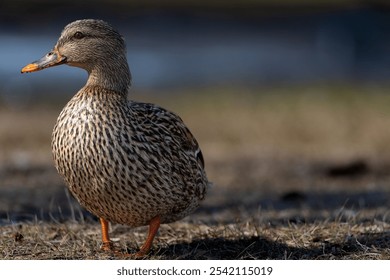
(136, 216, 161, 257)
(100, 217, 113, 251)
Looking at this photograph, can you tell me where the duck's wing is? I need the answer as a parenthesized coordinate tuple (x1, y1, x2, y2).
(128, 101, 205, 170)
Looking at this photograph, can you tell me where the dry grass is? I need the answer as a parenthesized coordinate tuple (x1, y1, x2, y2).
(2, 218, 390, 259)
(1, 84, 390, 259)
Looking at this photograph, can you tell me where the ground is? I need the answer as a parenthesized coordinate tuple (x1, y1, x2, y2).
(1, 85, 390, 259)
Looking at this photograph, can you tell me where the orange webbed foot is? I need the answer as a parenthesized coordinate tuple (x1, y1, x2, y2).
(99, 216, 160, 258)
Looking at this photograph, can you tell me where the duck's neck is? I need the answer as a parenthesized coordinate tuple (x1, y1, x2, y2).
(85, 56, 132, 95)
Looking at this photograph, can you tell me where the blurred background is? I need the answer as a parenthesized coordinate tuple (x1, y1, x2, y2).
(1, 0, 390, 224)
(1, 0, 390, 100)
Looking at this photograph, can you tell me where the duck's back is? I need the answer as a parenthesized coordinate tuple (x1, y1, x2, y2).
(52, 86, 208, 227)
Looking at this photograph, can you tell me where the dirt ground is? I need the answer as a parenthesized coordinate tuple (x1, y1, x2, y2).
(1, 85, 390, 259)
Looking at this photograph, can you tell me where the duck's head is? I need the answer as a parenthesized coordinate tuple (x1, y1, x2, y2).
(21, 19, 127, 74)
(22, 19, 131, 92)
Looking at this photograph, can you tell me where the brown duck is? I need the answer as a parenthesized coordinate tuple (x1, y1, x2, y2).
(21, 19, 209, 257)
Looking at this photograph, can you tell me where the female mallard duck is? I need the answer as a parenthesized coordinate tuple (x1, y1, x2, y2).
(21, 19, 209, 257)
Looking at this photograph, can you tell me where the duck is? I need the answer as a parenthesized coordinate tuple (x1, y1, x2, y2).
(21, 19, 209, 257)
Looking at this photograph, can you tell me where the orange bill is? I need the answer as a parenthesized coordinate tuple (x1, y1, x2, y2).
(21, 63, 40, 73)
(21, 48, 66, 73)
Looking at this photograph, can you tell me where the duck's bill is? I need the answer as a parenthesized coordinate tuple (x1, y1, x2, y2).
(21, 49, 66, 73)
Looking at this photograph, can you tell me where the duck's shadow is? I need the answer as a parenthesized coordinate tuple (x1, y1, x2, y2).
(151, 231, 390, 259)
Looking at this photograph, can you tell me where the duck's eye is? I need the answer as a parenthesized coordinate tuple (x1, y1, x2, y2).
(73, 31, 85, 39)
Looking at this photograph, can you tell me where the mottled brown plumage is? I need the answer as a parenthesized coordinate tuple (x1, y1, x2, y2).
(21, 19, 209, 256)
